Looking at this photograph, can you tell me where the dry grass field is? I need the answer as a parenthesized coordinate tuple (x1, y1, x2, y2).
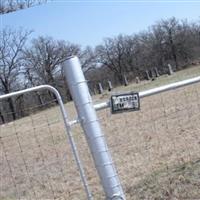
(1, 65, 200, 200)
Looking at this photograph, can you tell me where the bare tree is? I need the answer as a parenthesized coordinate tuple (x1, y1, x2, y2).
(24, 36, 81, 100)
(94, 17, 200, 84)
(80, 46, 96, 73)
(0, 27, 31, 120)
(0, 0, 48, 14)
(158, 17, 179, 68)
(95, 35, 131, 84)
(149, 18, 200, 70)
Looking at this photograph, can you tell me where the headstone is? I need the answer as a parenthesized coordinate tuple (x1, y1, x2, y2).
(154, 67, 159, 77)
(168, 64, 173, 75)
(145, 70, 151, 80)
(150, 69, 156, 80)
(108, 81, 113, 91)
(98, 82, 103, 94)
(124, 75, 128, 86)
(135, 76, 140, 84)
(0, 111, 5, 124)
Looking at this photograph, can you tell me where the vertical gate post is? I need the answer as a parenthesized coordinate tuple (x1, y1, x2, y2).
(63, 56, 125, 200)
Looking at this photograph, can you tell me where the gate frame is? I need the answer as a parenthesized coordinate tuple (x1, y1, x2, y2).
(0, 85, 93, 200)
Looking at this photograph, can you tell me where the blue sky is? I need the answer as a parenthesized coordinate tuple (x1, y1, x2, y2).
(1, 1, 200, 47)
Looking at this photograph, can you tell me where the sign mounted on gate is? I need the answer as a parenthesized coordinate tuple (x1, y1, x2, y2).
(110, 92, 140, 114)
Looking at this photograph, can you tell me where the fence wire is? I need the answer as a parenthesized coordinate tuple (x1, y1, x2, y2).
(1, 81, 200, 200)
(69, 81, 200, 199)
(98, 82, 200, 199)
(0, 99, 88, 200)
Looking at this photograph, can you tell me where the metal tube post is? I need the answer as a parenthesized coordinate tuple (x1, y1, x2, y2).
(63, 56, 125, 200)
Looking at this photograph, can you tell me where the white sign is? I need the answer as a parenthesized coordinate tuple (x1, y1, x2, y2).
(111, 92, 140, 114)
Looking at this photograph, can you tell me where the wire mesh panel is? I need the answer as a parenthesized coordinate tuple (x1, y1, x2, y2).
(0, 96, 88, 200)
(96, 82, 200, 199)
(70, 124, 104, 199)
(1, 80, 200, 200)
(33, 80, 200, 200)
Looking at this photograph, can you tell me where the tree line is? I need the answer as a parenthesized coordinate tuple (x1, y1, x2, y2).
(1, 17, 200, 123)
(0, 0, 48, 14)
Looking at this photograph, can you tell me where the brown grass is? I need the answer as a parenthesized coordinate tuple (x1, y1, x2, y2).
(1, 66, 200, 200)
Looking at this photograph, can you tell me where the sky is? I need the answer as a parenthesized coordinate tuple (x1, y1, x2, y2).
(1, 0, 200, 47)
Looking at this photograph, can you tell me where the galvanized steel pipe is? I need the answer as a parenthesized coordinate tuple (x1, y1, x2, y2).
(63, 56, 125, 200)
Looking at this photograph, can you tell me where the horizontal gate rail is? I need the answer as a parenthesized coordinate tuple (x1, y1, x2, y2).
(93, 76, 200, 111)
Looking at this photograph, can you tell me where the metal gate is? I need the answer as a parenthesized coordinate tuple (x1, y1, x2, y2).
(91, 74, 200, 199)
(0, 85, 92, 200)
(1, 56, 200, 200)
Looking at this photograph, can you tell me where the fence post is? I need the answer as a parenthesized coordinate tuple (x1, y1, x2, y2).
(63, 56, 125, 200)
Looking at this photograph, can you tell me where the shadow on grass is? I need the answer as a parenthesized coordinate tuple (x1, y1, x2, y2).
(127, 159, 200, 200)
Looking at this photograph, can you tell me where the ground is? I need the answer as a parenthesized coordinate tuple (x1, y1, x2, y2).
(0, 65, 200, 200)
